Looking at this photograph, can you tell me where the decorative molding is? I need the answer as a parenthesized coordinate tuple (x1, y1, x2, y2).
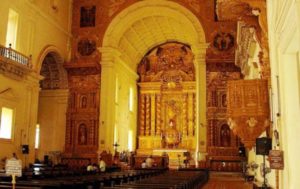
(108, 0, 126, 17)
(0, 57, 32, 81)
(235, 21, 257, 76)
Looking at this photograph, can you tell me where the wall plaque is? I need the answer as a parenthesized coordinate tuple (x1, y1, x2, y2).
(269, 150, 284, 170)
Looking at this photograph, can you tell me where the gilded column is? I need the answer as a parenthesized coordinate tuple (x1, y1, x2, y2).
(145, 94, 151, 136)
(188, 93, 194, 136)
(161, 97, 165, 132)
(156, 94, 161, 135)
(150, 94, 156, 136)
(182, 94, 188, 136)
(139, 94, 145, 136)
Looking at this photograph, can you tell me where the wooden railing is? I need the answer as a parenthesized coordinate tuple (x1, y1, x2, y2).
(0, 44, 32, 68)
(208, 146, 240, 157)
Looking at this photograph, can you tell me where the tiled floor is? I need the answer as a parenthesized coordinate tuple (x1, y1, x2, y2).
(202, 172, 253, 189)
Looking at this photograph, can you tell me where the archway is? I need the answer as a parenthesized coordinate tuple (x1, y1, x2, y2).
(100, 0, 208, 162)
(36, 49, 68, 163)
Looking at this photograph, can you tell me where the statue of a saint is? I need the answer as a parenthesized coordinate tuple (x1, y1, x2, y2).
(164, 119, 181, 148)
(78, 124, 87, 145)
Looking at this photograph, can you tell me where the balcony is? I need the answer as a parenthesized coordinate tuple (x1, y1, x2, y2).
(0, 44, 33, 80)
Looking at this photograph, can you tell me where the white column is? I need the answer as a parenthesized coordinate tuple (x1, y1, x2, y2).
(193, 43, 208, 165)
(98, 47, 119, 153)
(24, 72, 43, 165)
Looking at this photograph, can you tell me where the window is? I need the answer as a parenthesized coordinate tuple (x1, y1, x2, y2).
(6, 9, 19, 48)
(0, 107, 14, 139)
(35, 124, 40, 149)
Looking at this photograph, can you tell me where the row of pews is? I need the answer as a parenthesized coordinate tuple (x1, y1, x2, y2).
(0, 168, 208, 189)
(103, 169, 209, 189)
(0, 168, 165, 189)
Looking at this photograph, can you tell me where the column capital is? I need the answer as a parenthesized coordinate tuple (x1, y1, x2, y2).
(192, 43, 209, 55)
(98, 46, 122, 63)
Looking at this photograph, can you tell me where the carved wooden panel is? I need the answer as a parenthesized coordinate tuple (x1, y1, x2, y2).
(206, 62, 244, 170)
(64, 73, 100, 160)
(227, 79, 270, 149)
(138, 42, 195, 83)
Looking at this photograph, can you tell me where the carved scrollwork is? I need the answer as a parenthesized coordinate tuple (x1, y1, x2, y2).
(213, 32, 235, 51)
(227, 79, 270, 148)
(137, 43, 195, 83)
(77, 38, 96, 56)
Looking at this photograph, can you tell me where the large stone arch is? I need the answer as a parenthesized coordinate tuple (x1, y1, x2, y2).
(36, 45, 67, 89)
(99, 0, 208, 160)
(36, 45, 69, 161)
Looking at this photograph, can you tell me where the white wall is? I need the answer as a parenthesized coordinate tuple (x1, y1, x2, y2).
(267, 0, 300, 188)
(37, 90, 68, 162)
(0, 0, 71, 166)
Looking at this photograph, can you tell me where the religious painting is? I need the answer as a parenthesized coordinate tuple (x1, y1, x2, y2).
(80, 6, 96, 27)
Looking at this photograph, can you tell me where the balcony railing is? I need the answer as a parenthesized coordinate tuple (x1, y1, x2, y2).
(0, 44, 32, 68)
(0, 44, 33, 79)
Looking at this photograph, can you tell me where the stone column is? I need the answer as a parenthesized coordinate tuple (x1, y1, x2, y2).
(192, 43, 208, 164)
(98, 47, 118, 153)
(24, 72, 43, 166)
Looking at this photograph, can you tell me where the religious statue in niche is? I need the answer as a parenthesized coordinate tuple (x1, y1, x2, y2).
(213, 32, 234, 51)
(220, 124, 231, 147)
(80, 6, 96, 27)
(222, 94, 227, 107)
(80, 96, 87, 108)
(78, 124, 87, 145)
(162, 119, 181, 149)
(78, 39, 96, 56)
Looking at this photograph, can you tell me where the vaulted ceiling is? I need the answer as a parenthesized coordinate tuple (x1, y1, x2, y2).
(103, 2, 205, 70)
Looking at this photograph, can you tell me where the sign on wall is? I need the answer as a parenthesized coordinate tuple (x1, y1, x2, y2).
(269, 150, 284, 170)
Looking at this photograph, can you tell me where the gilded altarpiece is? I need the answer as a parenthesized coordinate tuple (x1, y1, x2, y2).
(206, 63, 245, 171)
(137, 43, 196, 155)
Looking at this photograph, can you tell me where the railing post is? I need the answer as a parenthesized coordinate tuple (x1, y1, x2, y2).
(28, 54, 32, 68)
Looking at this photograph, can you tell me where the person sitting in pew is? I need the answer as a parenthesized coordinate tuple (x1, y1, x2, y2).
(99, 158, 106, 172)
(87, 161, 94, 172)
(145, 155, 154, 168)
(141, 160, 146, 168)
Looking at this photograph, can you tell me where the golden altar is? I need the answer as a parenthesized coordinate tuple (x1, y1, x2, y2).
(153, 148, 190, 168)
